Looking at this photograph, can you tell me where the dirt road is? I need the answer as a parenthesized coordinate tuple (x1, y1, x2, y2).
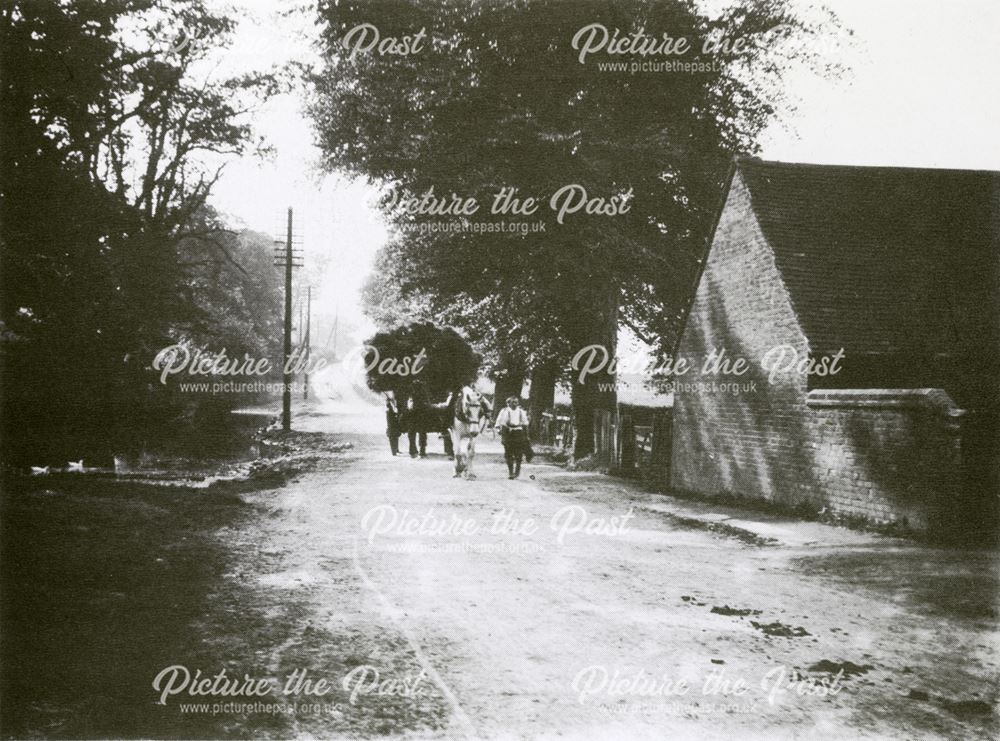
(210, 400, 997, 740)
(2, 397, 996, 740)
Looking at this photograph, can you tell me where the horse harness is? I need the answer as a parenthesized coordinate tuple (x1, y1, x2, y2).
(455, 389, 484, 427)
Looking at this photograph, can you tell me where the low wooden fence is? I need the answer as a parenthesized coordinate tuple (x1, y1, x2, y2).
(534, 406, 672, 478)
(537, 410, 575, 451)
(594, 407, 672, 477)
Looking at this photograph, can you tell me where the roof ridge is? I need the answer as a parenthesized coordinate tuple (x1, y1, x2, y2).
(735, 156, 1000, 177)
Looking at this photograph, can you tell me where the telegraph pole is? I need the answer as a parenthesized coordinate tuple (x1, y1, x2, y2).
(282, 207, 293, 431)
(274, 207, 301, 432)
(303, 286, 311, 400)
(298, 298, 303, 346)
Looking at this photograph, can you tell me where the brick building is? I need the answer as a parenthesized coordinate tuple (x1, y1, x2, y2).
(670, 159, 999, 538)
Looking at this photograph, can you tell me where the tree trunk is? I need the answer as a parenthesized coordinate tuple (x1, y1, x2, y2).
(619, 414, 636, 471)
(571, 380, 595, 458)
(572, 286, 618, 459)
(527, 362, 558, 438)
(493, 370, 525, 423)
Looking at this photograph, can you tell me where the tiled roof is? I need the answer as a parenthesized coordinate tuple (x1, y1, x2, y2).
(737, 158, 1000, 407)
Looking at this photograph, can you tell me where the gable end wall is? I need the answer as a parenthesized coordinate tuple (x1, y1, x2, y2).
(669, 171, 965, 532)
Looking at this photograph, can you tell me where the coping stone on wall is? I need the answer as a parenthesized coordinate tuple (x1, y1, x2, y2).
(805, 388, 966, 420)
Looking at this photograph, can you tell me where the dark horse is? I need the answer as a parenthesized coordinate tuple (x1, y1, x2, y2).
(401, 384, 453, 458)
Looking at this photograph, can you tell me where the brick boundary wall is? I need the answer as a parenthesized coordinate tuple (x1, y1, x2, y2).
(803, 389, 965, 531)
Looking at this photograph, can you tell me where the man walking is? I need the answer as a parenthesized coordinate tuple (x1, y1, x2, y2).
(385, 395, 402, 456)
(495, 395, 530, 479)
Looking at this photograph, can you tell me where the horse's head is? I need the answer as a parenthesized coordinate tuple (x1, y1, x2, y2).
(458, 387, 484, 436)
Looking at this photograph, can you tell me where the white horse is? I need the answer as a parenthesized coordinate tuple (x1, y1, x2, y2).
(451, 386, 491, 479)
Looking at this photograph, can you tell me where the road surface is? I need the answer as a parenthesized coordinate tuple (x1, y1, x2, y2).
(179, 395, 997, 740)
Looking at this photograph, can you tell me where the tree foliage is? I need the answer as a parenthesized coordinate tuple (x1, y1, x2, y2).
(0, 0, 280, 464)
(308, 0, 845, 454)
(309, 0, 842, 350)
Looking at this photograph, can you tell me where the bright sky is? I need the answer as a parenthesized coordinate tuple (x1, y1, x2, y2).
(206, 0, 1000, 347)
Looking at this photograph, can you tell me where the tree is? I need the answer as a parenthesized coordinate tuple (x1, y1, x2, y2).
(0, 0, 280, 464)
(307, 0, 846, 455)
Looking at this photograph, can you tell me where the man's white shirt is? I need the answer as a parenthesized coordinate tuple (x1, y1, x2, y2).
(496, 406, 529, 428)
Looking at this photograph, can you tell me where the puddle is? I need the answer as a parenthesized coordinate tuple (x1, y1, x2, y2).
(750, 620, 810, 638)
(807, 660, 872, 677)
(939, 698, 993, 718)
(711, 605, 762, 617)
